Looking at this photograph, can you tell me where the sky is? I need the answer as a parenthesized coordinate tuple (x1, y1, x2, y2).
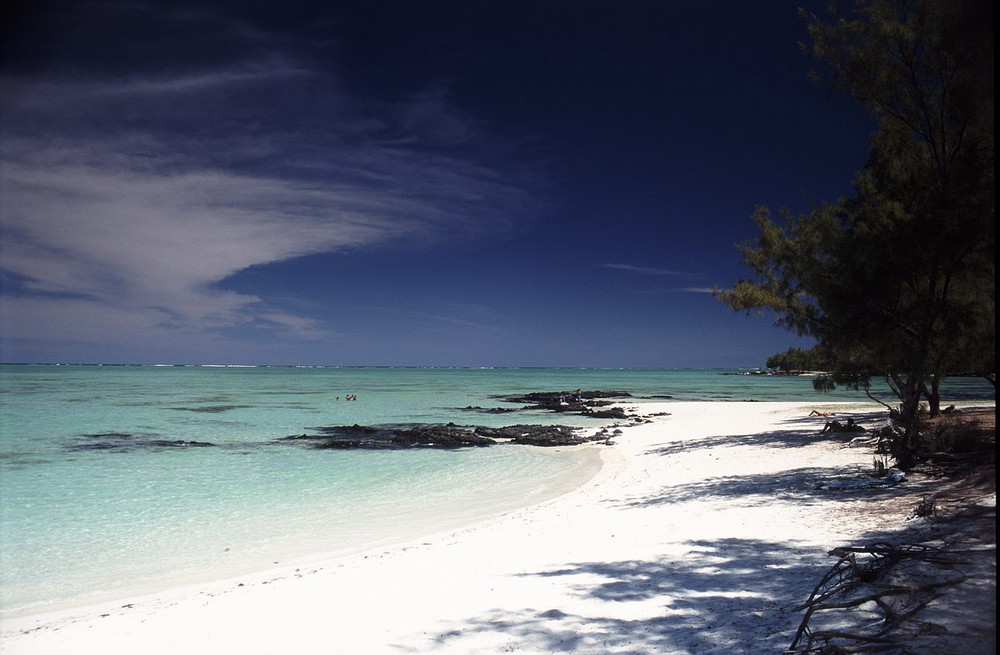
(0, 0, 876, 368)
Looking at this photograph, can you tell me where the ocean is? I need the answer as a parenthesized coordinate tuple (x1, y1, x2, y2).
(0, 365, 992, 616)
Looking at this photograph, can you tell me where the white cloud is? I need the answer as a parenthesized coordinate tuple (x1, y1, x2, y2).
(600, 263, 703, 278)
(0, 58, 538, 354)
(255, 312, 330, 340)
(2, 157, 396, 318)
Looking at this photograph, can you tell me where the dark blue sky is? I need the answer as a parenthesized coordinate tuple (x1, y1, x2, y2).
(0, 0, 874, 367)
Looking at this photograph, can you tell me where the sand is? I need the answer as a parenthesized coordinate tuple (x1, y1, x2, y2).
(1, 401, 994, 654)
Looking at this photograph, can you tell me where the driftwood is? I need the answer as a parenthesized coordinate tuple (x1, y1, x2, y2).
(787, 542, 969, 654)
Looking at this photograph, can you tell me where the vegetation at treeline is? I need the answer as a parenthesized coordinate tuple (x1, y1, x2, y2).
(715, 0, 994, 467)
(764, 347, 834, 374)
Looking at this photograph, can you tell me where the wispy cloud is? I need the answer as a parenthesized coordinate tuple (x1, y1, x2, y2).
(0, 8, 539, 356)
(624, 286, 719, 295)
(600, 263, 703, 278)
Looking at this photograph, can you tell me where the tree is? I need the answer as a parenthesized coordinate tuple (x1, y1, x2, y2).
(765, 346, 833, 373)
(807, 0, 995, 401)
(715, 0, 994, 467)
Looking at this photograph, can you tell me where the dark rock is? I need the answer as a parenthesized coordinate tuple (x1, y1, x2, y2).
(166, 405, 252, 413)
(582, 407, 628, 419)
(487, 390, 633, 417)
(282, 424, 496, 450)
(147, 440, 216, 448)
(69, 434, 216, 451)
(392, 425, 496, 448)
(496, 390, 632, 408)
(281, 422, 607, 449)
(475, 424, 600, 447)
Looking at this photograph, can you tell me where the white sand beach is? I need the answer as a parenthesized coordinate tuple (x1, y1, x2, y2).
(1, 401, 994, 654)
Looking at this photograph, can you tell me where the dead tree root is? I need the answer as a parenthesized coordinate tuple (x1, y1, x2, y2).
(787, 542, 972, 654)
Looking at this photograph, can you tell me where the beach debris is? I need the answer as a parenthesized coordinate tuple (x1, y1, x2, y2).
(816, 468, 906, 491)
(788, 542, 971, 654)
(906, 496, 936, 520)
(846, 434, 881, 448)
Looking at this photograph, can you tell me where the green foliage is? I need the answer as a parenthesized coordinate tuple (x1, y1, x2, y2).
(765, 346, 833, 372)
(715, 0, 994, 462)
(715, 204, 847, 338)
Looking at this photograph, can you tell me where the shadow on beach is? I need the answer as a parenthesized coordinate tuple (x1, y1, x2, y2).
(423, 537, 825, 654)
(644, 408, 893, 455)
(613, 464, 918, 510)
(424, 526, 993, 655)
(621, 412, 911, 509)
(419, 408, 994, 654)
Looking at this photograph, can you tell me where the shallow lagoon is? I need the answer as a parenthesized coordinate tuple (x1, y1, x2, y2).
(0, 366, 991, 614)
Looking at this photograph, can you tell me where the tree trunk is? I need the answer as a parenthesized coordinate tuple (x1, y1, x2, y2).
(894, 375, 924, 470)
(923, 375, 942, 417)
(895, 375, 923, 422)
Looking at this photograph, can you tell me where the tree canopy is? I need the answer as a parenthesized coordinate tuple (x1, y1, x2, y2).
(765, 346, 833, 373)
(714, 0, 994, 464)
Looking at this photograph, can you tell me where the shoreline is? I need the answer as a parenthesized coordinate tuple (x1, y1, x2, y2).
(0, 442, 607, 622)
(2, 400, 994, 654)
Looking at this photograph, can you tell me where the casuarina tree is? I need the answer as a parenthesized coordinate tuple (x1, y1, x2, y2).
(715, 0, 994, 468)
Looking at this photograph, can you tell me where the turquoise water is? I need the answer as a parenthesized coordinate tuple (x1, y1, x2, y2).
(0, 366, 992, 615)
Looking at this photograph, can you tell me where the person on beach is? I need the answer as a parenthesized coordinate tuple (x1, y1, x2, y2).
(821, 417, 863, 433)
(809, 410, 835, 417)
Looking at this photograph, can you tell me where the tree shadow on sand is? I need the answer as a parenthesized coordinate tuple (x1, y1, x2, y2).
(646, 408, 891, 456)
(620, 410, 915, 509)
(418, 538, 830, 654)
(413, 409, 988, 654)
(614, 465, 922, 510)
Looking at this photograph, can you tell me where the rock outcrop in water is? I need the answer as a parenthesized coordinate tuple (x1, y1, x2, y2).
(474, 425, 600, 446)
(495, 390, 632, 411)
(281, 423, 612, 450)
(459, 406, 521, 414)
(70, 433, 217, 451)
(281, 390, 646, 451)
(282, 424, 496, 450)
(456, 390, 634, 418)
(65, 390, 650, 454)
(498, 390, 631, 403)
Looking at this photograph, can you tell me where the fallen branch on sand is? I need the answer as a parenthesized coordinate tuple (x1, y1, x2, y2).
(787, 542, 971, 654)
